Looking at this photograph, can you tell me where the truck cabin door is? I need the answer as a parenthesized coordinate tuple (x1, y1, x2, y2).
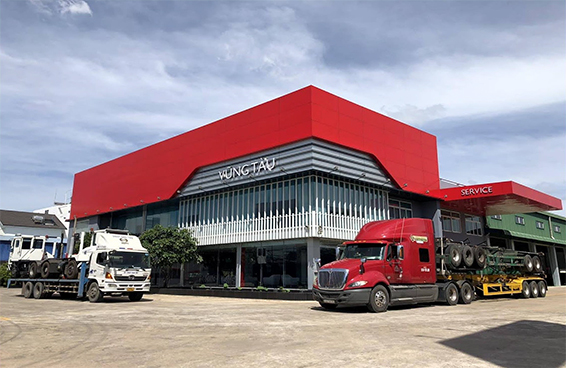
(383, 243, 404, 283)
(29, 238, 45, 261)
(10, 238, 23, 261)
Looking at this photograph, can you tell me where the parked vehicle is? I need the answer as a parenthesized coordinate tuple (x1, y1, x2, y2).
(7, 229, 151, 302)
(313, 218, 546, 312)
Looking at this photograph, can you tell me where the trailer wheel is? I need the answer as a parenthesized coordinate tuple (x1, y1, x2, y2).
(33, 282, 45, 299)
(446, 244, 462, 269)
(445, 283, 459, 306)
(473, 246, 487, 269)
(523, 255, 533, 273)
(87, 282, 104, 303)
(368, 285, 389, 313)
(529, 281, 539, 298)
(23, 282, 34, 298)
(40, 261, 51, 278)
(532, 256, 542, 273)
(459, 283, 473, 304)
(64, 259, 79, 279)
(462, 245, 474, 268)
(128, 292, 144, 302)
(521, 281, 531, 298)
(29, 262, 39, 278)
(538, 281, 547, 298)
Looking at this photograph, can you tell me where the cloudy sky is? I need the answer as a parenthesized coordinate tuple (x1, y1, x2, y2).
(1, 0, 565, 216)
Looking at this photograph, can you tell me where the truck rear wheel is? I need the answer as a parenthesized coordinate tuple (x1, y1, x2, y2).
(445, 283, 459, 306)
(33, 282, 45, 299)
(532, 256, 542, 273)
(29, 262, 39, 278)
(40, 261, 51, 278)
(446, 244, 462, 269)
(368, 285, 389, 313)
(462, 245, 474, 268)
(23, 282, 34, 298)
(128, 292, 144, 302)
(529, 281, 539, 298)
(11, 264, 20, 278)
(538, 281, 547, 297)
(64, 260, 79, 279)
(521, 281, 531, 298)
(458, 283, 473, 304)
(87, 282, 104, 303)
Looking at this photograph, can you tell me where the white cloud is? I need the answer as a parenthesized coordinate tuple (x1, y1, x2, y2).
(58, 0, 92, 15)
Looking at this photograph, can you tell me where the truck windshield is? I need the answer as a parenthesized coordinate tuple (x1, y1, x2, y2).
(109, 251, 151, 269)
(341, 243, 386, 260)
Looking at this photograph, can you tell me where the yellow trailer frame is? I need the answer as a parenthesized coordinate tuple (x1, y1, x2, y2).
(438, 274, 545, 297)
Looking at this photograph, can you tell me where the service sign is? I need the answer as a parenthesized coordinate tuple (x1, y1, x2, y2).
(218, 157, 276, 181)
(460, 186, 493, 197)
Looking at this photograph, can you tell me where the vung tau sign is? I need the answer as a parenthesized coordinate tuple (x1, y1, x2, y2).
(218, 157, 276, 181)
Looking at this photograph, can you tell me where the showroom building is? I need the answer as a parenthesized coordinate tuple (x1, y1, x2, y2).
(69, 86, 563, 289)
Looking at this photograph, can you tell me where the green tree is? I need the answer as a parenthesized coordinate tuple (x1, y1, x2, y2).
(139, 225, 201, 287)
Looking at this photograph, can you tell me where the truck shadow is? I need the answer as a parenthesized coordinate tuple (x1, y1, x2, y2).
(439, 320, 566, 368)
(311, 304, 434, 313)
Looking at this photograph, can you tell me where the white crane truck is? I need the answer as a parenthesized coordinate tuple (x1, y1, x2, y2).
(7, 229, 151, 303)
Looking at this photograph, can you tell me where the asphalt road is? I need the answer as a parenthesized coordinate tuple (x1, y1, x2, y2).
(1, 287, 565, 368)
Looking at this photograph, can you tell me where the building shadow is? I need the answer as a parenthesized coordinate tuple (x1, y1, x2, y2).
(439, 320, 566, 368)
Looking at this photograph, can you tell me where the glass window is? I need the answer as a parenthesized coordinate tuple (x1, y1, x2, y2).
(419, 248, 430, 263)
(491, 214, 502, 220)
(554, 225, 562, 233)
(33, 239, 43, 249)
(441, 210, 461, 233)
(536, 221, 545, 230)
(465, 215, 483, 236)
(515, 216, 525, 225)
(389, 199, 413, 219)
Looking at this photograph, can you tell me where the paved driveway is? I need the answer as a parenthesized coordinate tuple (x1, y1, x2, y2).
(1, 287, 565, 368)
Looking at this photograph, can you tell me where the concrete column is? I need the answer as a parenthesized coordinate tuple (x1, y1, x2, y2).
(179, 263, 185, 287)
(307, 238, 321, 290)
(548, 246, 561, 287)
(235, 244, 242, 288)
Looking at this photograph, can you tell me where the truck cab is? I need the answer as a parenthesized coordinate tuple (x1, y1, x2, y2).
(313, 218, 438, 312)
(8, 235, 52, 278)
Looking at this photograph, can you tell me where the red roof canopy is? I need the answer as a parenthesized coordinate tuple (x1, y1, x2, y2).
(70, 86, 440, 219)
(430, 181, 562, 216)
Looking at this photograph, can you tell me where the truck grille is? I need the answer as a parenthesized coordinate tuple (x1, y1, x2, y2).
(114, 276, 147, 281)
(318, 269, 348, 290)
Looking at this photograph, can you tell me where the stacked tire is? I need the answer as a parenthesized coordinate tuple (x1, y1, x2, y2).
(445, 244, 486, 271)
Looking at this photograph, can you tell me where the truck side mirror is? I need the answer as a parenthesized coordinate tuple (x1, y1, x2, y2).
(360, 257, 366, 275)
(398, 245, 405, 260)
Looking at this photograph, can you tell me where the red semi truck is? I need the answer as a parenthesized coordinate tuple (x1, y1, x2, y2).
(313, 218, 547, 312)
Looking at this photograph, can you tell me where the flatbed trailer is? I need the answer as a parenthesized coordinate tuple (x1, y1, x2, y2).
(7, 264, 89, 300)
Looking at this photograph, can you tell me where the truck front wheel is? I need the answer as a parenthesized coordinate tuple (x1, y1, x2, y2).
(128, 292, 144, 302)
(368, 285, 389, 313)
(87, 282, 104, 303)
(11, 264, 20, 278)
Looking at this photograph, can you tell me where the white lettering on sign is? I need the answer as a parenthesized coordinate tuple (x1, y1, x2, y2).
(420, 267, 431, 273)
(461, 186, 493, 197)
(219, 157, 276, 181)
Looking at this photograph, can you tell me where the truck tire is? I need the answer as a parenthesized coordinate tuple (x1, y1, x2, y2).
(23, 282, 34, 298)
(458, 283, 473, 304)
(128, 292, 144, 302)
(529, 281, 539, 298)
(33, 282, 45, 299)
(11, 265, 20, 278)
(29, 262, 39, 278)
(318, 302, 338, 310)
(368, 285, 389, 313)
(446, 244, 462, 269)
(462, 245, 474, 268)
(538, 281, 547, 298)
(87, 282, 104, 303)
(532, 256, 542, 273)
(521, 281, 531, 298)
(523, 255, 533, 273)
(40, 261, 51, 279)
(64, 260, 79, 279)
(445, 283, 459, 306)
(473, 246, 487, 269)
